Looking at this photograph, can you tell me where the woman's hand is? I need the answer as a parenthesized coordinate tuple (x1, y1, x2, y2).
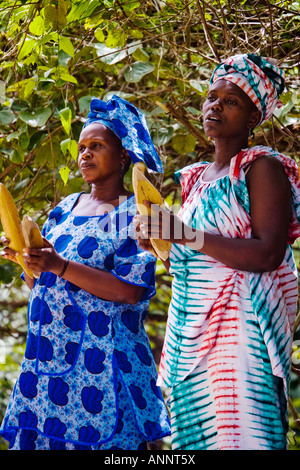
(23, 237, 65, 276)
(0, 236, 20, 264)
(134, 200, 198, 246)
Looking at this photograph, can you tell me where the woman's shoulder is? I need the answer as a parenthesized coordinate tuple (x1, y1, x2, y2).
(48, 193, 82, 220)
(230, 145, 298, 182)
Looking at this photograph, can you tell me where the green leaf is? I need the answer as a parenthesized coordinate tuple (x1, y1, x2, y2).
(68, 139, 78, 160)
(189, 79, 207, 94)
(60, 137, 70, 155)
(68, 0, 100, 24)
(94, 42, 140, 65)
(78, 96, 93, 114)
(43, 5, 56, 28)
(122, 1, 141, 12)
(60, 72, 78, 84)
(11, 148, 25, 163)
(130, 29, 144, 40)
(17, 37, 35, 60)
(59, 166, 70, 185)
(57, 0, 69, 29)
(19, 108, 52, 128)
(132, 48, 150, 61)
(60, 107, 72, 135)
(29, 15, 45, 36)
(171, 133, 196, 154)
(60, 138, 78, 160)
(0, 81, 6, 105)
(59, 36, 74, 57)
(6, 131, 19, 142)
(7, 78, 36, 100)
(0, 109, 15, 125)
(19, 78, 36, 100)
(56, 67, 78, 83)
(94, 28, 105, 42)
(19, 131, 30, 149)
(106, 28, 127, 48)
(151, 126, 174, 146)
(124, 61, 155, 83)
(43, 0, 68, 30)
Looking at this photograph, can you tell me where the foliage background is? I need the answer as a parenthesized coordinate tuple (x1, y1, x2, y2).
(0, 0, 300, 450)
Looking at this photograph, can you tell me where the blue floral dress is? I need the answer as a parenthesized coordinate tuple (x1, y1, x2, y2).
(0, 193, 170, 450)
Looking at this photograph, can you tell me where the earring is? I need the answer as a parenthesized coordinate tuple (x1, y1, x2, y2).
(248, 129, 255, 146)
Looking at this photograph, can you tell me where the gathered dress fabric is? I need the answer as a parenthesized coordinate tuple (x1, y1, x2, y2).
(157, 145, 300, 450)
(0, 194, 170, 450)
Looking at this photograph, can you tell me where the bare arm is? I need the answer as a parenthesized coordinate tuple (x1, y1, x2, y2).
(135, 156, 291, 273)
(55, 258, 145, 305)
(197, 156, 291, 271)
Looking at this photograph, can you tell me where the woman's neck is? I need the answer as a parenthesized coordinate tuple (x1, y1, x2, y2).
(202, 137, 248, 182)
(88, 175, 132, 203)
(72, 184, 132, 217)
(213, 137, 248, 168)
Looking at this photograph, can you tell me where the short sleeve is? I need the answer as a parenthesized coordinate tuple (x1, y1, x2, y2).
(174, 162, 208, 203)
(42, 194, 79, 238)
(107, 236, 156, 301)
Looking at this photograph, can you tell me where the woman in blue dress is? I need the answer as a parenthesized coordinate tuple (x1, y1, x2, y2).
(0, 95, 171, 450)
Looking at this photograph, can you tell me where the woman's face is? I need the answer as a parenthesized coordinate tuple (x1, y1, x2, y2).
(202, 79, 261, 141)
(78, 123, 125, 184)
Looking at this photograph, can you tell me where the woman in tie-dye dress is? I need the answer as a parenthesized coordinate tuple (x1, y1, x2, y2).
(135, 54, 300, 450)
(0, 96, 170, 450)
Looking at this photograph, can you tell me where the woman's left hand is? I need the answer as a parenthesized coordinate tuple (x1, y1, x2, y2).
(23, 237, 65, 275)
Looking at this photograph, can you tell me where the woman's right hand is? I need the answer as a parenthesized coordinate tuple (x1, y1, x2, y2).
(0, 236, 20, 264)
(133, 216, 157, 256)
(137, 236, 154, 254)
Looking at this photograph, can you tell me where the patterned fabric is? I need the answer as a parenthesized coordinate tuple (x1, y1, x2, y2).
(169, 363, 288, 450)
(8, 428, 147, 451)
(210, 54, 285, 125)
(157, 145, 300, 449)
(83, 95, 163, 173)
(0, 194, 170, 449)
(6, 368, 148, 450)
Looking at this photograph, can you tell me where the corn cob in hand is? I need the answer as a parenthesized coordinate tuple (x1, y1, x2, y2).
(132, 162, 171, 260)
(0, 183, 43, 279)
(22, 214, 44, 278)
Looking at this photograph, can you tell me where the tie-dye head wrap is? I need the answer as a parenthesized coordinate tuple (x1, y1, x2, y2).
(83, 95, 163, 173)
(210, 54, 285, 125)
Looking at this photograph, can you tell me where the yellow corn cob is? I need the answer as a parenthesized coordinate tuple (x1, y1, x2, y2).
(132, 162, 171, 261)
(22, 215, 43, 249)
(22, 215, 44, 279)
(0, 183, 34, 278)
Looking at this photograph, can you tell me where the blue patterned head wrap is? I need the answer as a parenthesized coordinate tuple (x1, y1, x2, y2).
(210, 54, 285, 125)
(83, 95, 163, 173)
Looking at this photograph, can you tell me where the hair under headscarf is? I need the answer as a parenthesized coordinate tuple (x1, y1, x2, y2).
(210, 54, 285, 126)
(83, 95, 163, 173)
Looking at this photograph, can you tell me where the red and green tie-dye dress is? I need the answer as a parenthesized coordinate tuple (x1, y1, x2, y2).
(158, 145, 300, 450)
